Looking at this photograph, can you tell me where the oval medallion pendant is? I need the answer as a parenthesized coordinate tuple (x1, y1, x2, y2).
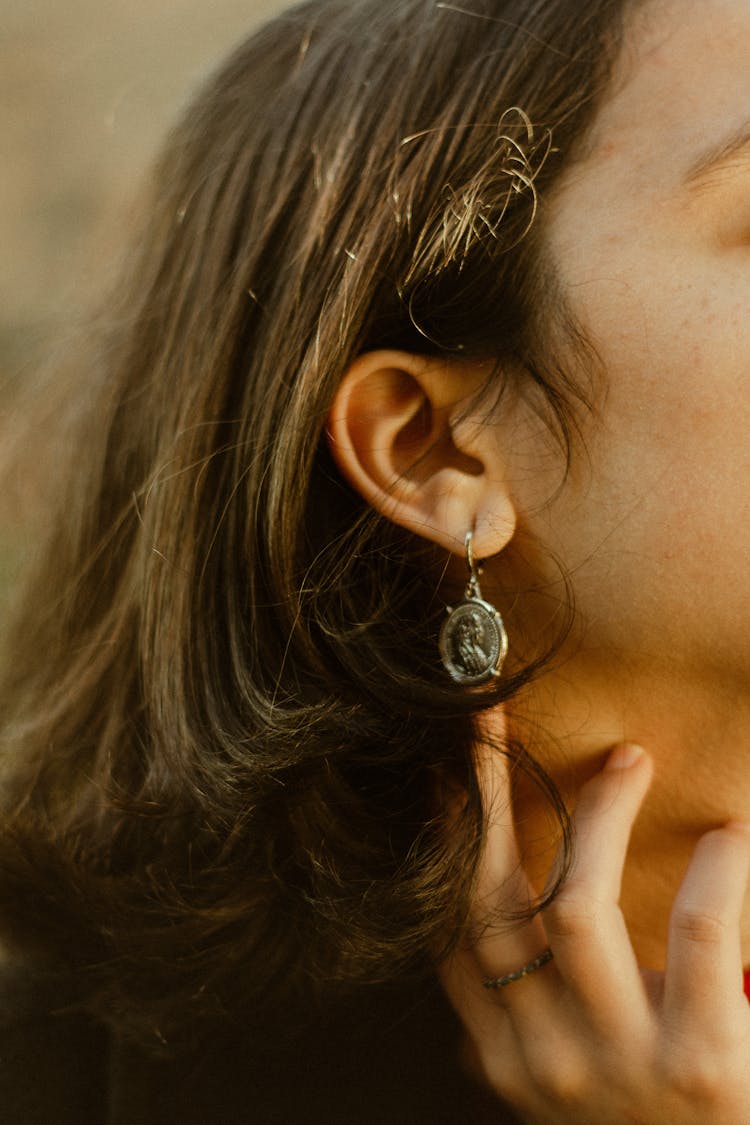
(439, 594, 508, 686)
(439, 532, 508, 686)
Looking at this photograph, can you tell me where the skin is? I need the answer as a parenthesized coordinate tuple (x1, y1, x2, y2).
(442, 746, 750, 1122)
(490, 0, 750, 970)
(330, 0, 750, 1114)
(443, 0, 750, 1115)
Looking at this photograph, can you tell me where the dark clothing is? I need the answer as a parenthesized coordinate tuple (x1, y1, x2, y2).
(0, 971, 519, 1124)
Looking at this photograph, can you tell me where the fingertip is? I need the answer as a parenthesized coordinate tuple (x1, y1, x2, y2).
(604, 743, 649, 771)
(717, 820, 750, 847)
(724, 819, 750, 833)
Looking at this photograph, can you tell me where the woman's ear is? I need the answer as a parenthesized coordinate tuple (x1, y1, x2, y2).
(327, 350, 516, 559)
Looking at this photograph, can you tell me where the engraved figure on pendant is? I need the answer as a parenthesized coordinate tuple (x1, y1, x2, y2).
(454, 609, 491, 677)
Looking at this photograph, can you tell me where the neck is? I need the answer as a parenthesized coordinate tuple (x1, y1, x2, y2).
(505, 653, 750, 969)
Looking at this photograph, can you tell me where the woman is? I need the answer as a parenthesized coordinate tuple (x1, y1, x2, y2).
(2, 0, 750, 1120)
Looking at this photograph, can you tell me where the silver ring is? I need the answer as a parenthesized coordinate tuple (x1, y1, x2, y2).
(482, 947, 554, 990)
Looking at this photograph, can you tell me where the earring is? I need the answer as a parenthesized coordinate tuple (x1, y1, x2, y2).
(439, 531, 508, 686)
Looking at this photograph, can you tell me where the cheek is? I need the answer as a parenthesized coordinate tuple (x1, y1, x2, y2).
(538, 268, 750, 653)
(571, 246, 747, 476)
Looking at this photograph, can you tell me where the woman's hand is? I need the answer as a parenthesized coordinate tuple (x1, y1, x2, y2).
(440, 744, 750, 1123)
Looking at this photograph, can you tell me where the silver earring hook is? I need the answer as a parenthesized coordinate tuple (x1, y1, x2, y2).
(465, 530, 483, 599)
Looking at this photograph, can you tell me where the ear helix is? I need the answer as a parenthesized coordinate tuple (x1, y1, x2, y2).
(439, 531, 508, 686)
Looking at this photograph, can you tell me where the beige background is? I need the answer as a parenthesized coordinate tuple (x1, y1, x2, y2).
(1, 0, 286, 381)
(0, 1, 288, 606)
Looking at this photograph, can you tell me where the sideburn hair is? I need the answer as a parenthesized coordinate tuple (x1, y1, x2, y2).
(0, 0, 630, 1049)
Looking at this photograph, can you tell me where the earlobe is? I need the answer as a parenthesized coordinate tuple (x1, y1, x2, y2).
(327, 350, 516, 558)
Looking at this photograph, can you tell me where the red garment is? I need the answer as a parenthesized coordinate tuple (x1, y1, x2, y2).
(744, 970, 750, 1000)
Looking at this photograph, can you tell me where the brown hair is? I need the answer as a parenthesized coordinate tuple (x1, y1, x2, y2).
(0, 0, 630, 1048)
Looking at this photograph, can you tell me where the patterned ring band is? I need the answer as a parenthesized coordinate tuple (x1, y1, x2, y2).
(482, 948, 554, 990)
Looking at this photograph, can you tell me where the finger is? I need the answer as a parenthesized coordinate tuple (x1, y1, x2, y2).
(439, 939, 520, 1082)
(664, 821, 750, 1030)
(439, 741, 561, 1104)
(566, 745, 653, 900)
(439, 940, 575, 1119)
(468, 744, 551, 992)
(540, 744, 653, 1027)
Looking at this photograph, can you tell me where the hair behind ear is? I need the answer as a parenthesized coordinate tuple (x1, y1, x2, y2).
(0, 0, 622, 1045)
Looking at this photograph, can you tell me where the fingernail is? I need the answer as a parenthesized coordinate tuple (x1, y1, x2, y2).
(605, 743, 646, 770)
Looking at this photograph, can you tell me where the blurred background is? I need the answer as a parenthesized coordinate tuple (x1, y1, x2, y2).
(1, 0, 286, 382)
(0, 0, 287, 604)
